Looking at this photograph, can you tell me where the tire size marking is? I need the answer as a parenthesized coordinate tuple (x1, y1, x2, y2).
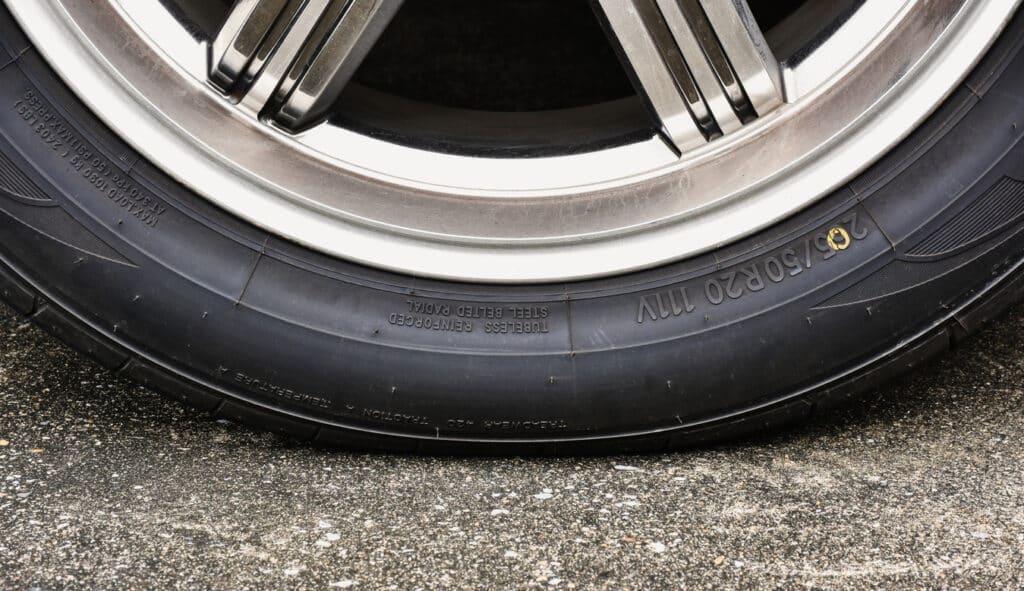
(636, 212, 870, 324)
(13, 89, 166, 228)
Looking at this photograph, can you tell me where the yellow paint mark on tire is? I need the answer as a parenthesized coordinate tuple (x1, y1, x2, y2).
(827, 226, 852, 251)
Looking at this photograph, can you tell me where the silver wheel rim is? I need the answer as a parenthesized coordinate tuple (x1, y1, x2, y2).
(7, 0, 1019, 282)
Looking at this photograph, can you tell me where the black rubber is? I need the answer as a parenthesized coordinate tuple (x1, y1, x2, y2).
(0, 8, 1022, 454)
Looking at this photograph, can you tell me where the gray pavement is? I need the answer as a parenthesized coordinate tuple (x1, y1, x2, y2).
(0, 301, 1022, 590)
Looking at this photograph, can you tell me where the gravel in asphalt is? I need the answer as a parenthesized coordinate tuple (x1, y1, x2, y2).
(0, 302, 1022, 590)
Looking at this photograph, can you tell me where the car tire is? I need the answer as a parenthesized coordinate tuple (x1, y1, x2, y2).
(0, 6, 1022, 453)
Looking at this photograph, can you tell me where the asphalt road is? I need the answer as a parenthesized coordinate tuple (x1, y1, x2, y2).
(0, 301, 1022, 591)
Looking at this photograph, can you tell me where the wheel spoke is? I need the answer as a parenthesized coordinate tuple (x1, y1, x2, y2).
(594, 0, 783, 152)
(209, 0, 403, 131)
